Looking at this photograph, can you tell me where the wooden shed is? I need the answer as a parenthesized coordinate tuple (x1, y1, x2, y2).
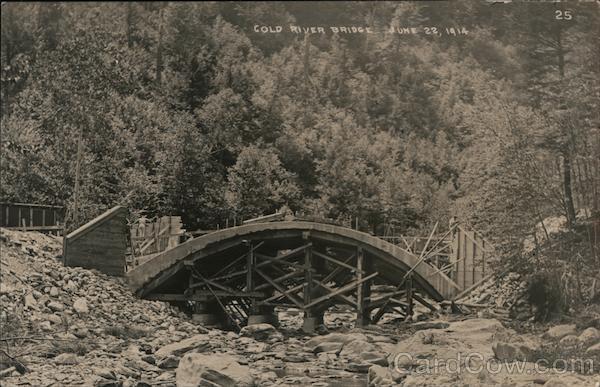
(63, 206, 128, 276)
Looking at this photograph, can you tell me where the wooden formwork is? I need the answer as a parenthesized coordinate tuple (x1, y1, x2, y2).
(130, 216, 185, 258)
(450, 225, 494, 291)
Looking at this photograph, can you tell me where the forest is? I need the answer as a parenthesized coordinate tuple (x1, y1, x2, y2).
(1, 2, 598, 264)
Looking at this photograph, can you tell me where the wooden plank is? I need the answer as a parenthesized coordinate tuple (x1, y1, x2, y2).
(413, 293, 437, 312)
(255, 253, 306, 271)
(212, 242, 265, 279)
(355, 247, 367, 325)
(304, 272, 378, 310)
(465, 231, 474, 288)
(473, 236, 481, 283)
(246, 245, 255, 293)
(311, 278, 357, 308)
(456, 229, 464, 290)
(259, 282, 305, 305)
(255, 268, 304, 308)
(366, 289, 407, 302)
(3, 225, 64, 231)
(242, 212, 285, 225)
(304, 245, 312, 306)
(313, 250, 363, 273)
(189, 270, 242, 295)
(255, 268, 304, 291)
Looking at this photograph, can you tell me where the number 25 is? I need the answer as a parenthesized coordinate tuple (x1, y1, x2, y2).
(555, 10, 572, 20)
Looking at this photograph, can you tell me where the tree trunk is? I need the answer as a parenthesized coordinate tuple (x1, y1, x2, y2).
(126, 3, 134, 49)
(562, 153, 577, 226)
(556, 28, 577, 227)
(156, 8, 164, 85)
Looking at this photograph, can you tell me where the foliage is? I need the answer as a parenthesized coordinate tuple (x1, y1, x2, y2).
(0, 2, 597, 255)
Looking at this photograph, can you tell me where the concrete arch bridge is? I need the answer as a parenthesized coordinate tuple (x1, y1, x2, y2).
(127, 221, 464, 332)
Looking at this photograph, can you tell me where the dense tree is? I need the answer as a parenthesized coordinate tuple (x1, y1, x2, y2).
(1, 1, 597, 248)
(226, 144, 300, 220)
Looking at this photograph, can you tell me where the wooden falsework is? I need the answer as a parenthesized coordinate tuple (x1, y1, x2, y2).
(304, 272, 378, 310)
(130, 220, 481, 330)
(63, 206, 128, 276)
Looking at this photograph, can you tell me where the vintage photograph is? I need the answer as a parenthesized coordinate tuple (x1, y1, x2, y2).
(1, 1, 599, 386)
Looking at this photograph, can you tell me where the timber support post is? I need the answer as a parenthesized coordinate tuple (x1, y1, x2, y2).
(246, 240, 279, 326)
(355, 246, 371, 327)
(302, 232, 323, 332)
(405, 273, 414, 321)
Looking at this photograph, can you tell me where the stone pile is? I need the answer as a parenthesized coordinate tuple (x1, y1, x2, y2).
(459, 272, 533, 320)
(0, 228, 206, 386)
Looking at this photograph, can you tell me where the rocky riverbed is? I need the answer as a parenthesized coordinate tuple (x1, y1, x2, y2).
(1, 229, 599, 386)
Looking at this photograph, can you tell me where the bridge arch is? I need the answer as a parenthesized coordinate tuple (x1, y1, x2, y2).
(127, 221, 460, 329)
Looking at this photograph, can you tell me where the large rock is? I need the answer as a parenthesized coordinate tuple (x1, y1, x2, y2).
(176, 353, 254, 387)
(411, 321, 450, 331)
(47, 301, 65, 312)
(558, 334, 578, 348)
(543, 374, 595, 387)
(577, 327, 600, 347)
(492, 335, 540, 362)
(311, 341, 344, 354)
(543, 324, 576, 340)
(340, 340, 378, 358)
(155, 334, 210, 359)
(585, 341, 600, 356)
(54, 353, 80, 365)
(24, 293, 37, 309)
(305, 332, 368, 349)
(239, 323, 282, 341)
(390, 319, 507, 365)
(73, 298, 89, 314)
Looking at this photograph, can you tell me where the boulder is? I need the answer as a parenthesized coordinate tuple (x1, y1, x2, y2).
(585, 341, 600, 356)
(411, 321, 450, 331)
(176, 353, 254, 387)
(157, 355, 180, 369)
(73, 298, 89, 314)
(543, 374, 595, 387)
(543, 324, 576, 340)
(239, 323, 282, 342)
(54, 353, 80, 365)
(155, 334, 209, 359)
(0, 283, 15, 295)
(340, 340, 378, 359)
(492, 340, 538, 362)
(305, 332, 368, 349)
(311, 341, 344, 354)
(577, 327, 600, 347)
(46, 314, 63, 325)
(345, 362, 372, 373)
(360, 352, 387, 366)
(47, 301, 65, 312)
(24, 293, 37, 309)
(558, 334, 578, 348)
(368, 365, 393, 386)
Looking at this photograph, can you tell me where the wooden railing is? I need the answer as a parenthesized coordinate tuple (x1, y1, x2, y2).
(0, 202, 65, 235)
